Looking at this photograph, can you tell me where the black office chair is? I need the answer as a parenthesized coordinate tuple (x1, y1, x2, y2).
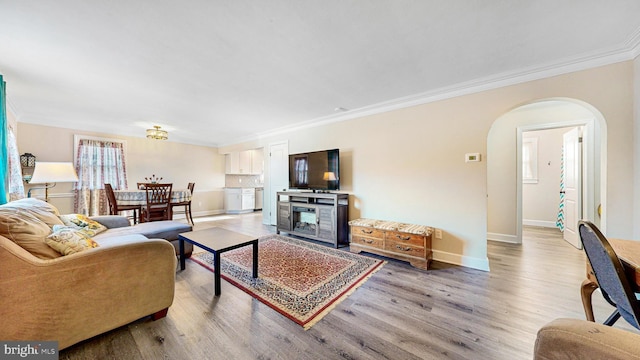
(578, 220, 640, 329)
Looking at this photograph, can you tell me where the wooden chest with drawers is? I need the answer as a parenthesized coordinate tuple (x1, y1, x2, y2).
(349, 218, 433, 270)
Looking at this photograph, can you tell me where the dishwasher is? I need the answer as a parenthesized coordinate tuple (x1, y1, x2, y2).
(254, 188, 263, 210)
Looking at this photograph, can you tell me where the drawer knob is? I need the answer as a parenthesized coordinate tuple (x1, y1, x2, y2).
(396, 245, 411, 251)
(361, 229, 373, 234)
(364, 239, 374, 244)
(396, 235, 411, 241)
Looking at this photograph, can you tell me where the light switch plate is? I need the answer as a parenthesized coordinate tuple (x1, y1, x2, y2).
(465, 153, 481, 162)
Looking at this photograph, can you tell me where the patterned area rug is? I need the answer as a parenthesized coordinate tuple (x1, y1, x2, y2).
(190, 234, 385, 329)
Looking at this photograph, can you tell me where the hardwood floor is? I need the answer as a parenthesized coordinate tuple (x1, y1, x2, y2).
(60, 215, 638, 359)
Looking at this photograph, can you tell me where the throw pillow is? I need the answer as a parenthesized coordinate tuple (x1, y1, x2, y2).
(45, 225, 100, 256)
(59, 214, 107, 237)
(0, 198, 64, 227)
(0, 210, 62, 259)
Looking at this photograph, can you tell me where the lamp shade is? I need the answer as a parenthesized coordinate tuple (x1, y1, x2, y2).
(29, 162, 79, 184)
(323, 171, 337, 181)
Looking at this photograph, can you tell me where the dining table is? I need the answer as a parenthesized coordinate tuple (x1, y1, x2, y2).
(581, 237, 640, 322)
(113, 188, 192, 220)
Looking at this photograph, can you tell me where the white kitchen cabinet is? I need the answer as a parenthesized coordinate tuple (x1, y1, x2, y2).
(225, 151, 252, 174)
(251, 149, 263, 175)
(224, 188, 255, 214)
(225, 149, 262, 174)
(224, 188, 242, 212)
(242, 189, 256, 210)
(224, 153, 235, 174)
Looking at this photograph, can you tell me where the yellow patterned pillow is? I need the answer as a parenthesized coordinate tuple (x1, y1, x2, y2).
(45, 225, 100, 256)
(59, 214, 107, 237)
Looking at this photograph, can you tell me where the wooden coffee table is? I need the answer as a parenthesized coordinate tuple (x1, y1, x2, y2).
(178, 227, 258, 296)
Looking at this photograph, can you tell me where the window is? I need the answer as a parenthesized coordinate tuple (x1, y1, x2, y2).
(522, 137, 538, 184)
(73, 135, 128, 215)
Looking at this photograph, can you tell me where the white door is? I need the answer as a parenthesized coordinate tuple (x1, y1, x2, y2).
(563, 127, 582, 249)
(268, 142, 289, 225)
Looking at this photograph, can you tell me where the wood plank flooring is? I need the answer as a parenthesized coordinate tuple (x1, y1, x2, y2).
(59, 214, 639, 359)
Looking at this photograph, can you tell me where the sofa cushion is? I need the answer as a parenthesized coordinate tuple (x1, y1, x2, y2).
(93, 234, 149, 247)
(90, 215, 131, 229)
(59, 214, 107, 237)
(0, 210, 61, 259)
(45, 225, 100, 256)
(93, 221, 191, 241)
(1, 198, 64, 227)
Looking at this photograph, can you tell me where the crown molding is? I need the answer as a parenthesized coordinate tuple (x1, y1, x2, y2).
(251, 27, 640, 145)
(626, 26, 640, 59)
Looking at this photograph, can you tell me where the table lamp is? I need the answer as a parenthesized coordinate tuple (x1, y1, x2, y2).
(322, 172, 337, 181)
(27, 162, 79, 202)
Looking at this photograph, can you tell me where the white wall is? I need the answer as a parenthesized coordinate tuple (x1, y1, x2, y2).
(11, 61, 636, 272)
(220, 61, 635, 271)
(522, 127, 571, 228)
(16, 123, 226, 216)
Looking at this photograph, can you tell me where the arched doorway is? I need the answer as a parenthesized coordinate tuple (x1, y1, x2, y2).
(487, 98, 607, 245)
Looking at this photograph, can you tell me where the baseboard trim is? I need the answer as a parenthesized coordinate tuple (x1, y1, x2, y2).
(432, 250, 490, 272)
(173, 209, 226, 221)
(522, 219, 558, 228)
(487, 232, 519, 244)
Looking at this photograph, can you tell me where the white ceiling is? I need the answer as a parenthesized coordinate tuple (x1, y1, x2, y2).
(2, 1, 640, 147)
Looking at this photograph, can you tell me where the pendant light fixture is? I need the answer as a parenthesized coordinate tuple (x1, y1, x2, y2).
(146, 125, 168, 140)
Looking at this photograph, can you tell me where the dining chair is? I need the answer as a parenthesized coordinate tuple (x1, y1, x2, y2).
(170, 182, 195, 225)
(141, 183, 173, 222)
(578, 220, 640, 329)
(105, 183, 141, 224)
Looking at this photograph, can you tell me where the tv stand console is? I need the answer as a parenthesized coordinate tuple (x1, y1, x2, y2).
(276, 191, 349, 248)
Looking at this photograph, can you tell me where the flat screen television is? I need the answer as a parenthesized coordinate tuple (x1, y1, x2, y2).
(289, 149, 340, 191)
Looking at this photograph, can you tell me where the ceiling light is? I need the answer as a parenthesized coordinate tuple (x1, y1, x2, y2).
(146, 125, 168, 140)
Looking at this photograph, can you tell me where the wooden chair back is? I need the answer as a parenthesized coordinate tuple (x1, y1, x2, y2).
(105, 183, 118, 215)
(169, 182, 195, 225)
(143, 183, 173, 222)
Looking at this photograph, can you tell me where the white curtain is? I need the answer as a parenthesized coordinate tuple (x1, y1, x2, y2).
(74, 139, 128, 216)
(7, 128, 25, 201)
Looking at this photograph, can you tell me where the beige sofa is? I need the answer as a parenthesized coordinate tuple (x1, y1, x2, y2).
(0, 198, 189, 350)
(534, 318, 640, 360)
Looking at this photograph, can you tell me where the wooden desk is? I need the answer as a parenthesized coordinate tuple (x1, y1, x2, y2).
(581, 238, 640, 321)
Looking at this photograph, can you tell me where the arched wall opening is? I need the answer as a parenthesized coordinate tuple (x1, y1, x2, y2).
(487, 98, 608, 244)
